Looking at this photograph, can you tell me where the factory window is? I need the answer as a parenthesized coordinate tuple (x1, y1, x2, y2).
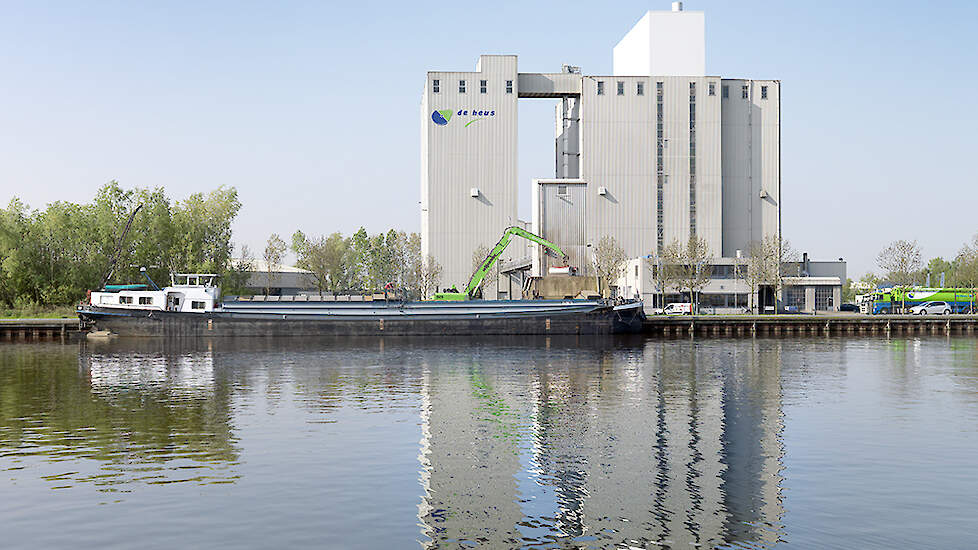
(617, 81, 624, 95)
(138, 296, 153, 305)
(786, 287, 806, 310)
(119, 295, 133, 304)
(597, 81, 605, 95)
(480, 80, 487, 94)
(708, 82, 715, 96)
(742, 85, 748, 99)
(432, 79, 440, 93)
(192, 301, 205, 310)
(722, 85, 729, 99)
(761, 85, 768, 99)
(637, 82, 644, 95)
(815, 287, 834, 310)
(459, 80, 466, 93)
(505, 80, 513, 93)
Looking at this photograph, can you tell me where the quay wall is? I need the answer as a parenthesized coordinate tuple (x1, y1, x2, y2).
(644, 314, 978, 337)
(0, 319, 81, 342)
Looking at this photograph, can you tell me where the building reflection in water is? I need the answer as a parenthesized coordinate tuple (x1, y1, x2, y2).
(417, 338, 786, 549)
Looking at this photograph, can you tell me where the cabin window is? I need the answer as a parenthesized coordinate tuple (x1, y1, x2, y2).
(138, 296, 153, 305)
(192, 301, 205, 310)
(119, 296, 133, 304)
(100, 295, 114, 305)
(173, 298, 180, 306)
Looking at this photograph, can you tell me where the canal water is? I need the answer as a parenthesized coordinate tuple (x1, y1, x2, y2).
(1, 336, 976, 549)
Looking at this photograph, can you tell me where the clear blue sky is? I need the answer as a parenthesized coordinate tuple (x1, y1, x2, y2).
(2, 0, 976, 277)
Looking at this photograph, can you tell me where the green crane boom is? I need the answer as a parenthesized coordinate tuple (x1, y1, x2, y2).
(432, 226, 569, 301)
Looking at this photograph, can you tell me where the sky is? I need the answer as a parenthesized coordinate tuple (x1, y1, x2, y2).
(1, 0, 976, 277)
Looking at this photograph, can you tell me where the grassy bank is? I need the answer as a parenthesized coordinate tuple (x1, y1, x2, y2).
(0, 305, 77, 320)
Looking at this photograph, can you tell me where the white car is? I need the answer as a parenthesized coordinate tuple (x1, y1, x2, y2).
(663, 302, 693, 315)
(909, 301, 951, 315)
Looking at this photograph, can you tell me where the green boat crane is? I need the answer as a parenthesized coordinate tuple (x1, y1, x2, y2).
(432, 226, 569, 301)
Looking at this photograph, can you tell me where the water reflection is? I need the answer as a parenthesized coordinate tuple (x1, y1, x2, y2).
(1, 337, 789, 546)
(416, 339, 787, 549)
(9, 336, 973, 548)
(0, 341, 239, 490)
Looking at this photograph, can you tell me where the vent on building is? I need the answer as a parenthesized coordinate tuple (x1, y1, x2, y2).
(557, 185, 568, 195)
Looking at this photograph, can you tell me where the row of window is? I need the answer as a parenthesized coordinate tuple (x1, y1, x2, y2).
(596, 80, 770, 100)
(432, 77, 770, 99)
(432, 79, 513, 94)
(118, 296, 154, 305)
(113, 295, 204, 309)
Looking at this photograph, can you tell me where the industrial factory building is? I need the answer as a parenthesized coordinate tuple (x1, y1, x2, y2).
(421, 3, 844, 311)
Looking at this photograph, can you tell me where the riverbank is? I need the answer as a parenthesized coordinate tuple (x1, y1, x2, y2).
(0, 305, 76, 320)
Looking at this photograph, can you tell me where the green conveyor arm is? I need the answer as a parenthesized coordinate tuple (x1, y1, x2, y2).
(463, 226, 568, 298)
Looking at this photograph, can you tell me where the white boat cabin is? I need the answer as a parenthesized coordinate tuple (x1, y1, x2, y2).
(90, 273, 221, 313)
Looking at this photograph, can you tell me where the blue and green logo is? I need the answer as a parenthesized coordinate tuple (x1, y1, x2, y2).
(431, 110, 453, 125)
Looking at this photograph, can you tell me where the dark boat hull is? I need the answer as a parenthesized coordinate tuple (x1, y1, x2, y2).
(78, 300, 645, 337)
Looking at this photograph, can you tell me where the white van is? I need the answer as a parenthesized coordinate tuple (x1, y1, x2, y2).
(663, 302, 693, 315)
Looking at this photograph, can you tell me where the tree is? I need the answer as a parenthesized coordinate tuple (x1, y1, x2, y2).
(912, 257, 951, 287)
(742, 235, 796, 313)
(292, 231, 354, 296)
(876, 239, 922, 286)
(842, 278, 855, 303)
(859, 272, 881, 289)
(263, 233, 287, 295)
(402, 232, 422, 297)
(416, 254, 443, 300)
(222, 244, 253, 296)
(953, 235, 978, 311)
(592, 235, 627, 298)
(661, 235, 714, 312)
(349, 227, 370, 290)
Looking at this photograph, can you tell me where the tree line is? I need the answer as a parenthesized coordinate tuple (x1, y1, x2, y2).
(263, 228, 442, 299)
(0, 182, 240, 308)
(843, 237, 978, 300)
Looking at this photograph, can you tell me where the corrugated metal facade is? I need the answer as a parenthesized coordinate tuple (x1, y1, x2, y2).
(579, 75, 724, 261)
(532, 180, 587, 276)
(421, 56, 520, 293)
(720, 79, 781, 257)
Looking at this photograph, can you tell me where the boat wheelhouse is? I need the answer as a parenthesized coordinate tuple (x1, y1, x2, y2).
(89, 273, 220, 313)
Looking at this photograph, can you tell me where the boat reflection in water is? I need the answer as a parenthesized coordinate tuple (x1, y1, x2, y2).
(0, 340, 239, 490)
(416, 338, 786, 549)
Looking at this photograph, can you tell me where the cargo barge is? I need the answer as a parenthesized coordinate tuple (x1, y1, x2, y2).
(77, 274, 644, 336)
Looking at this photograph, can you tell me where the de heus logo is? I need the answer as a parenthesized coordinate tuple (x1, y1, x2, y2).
(431, 108, 496, 127)
(431, 110, 453, 125)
